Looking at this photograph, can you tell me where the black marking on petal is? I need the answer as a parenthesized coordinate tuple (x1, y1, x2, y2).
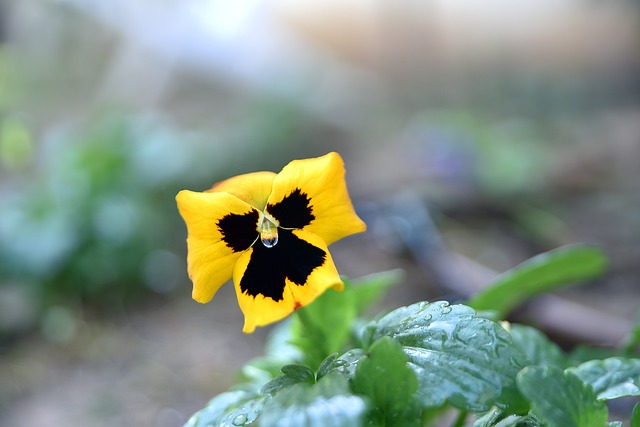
(266, 188, 315, 229)
(217, 210, 259, 253)
(240, 229, 326, 301)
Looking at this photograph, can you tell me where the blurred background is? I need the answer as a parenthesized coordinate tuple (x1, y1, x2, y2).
(0, 0, 639, 425)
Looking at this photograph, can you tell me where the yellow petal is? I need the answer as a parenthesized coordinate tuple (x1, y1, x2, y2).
(176, 190, 260, 303)
(232, 229, 343, 333)
(208, 171, 276, 211)
(266, 152, 366, 245)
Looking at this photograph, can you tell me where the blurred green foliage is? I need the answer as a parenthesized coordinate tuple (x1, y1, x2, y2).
(0, 114, 191, 310)
(0, 109, 309, 336)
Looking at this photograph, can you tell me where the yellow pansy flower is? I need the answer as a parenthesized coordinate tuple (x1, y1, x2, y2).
(176, 152, 366, 333)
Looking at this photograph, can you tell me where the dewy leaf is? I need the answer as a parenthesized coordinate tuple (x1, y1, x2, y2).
(567, 357, 640, 400)
(351, 337, 420, 427)
(491, 416, 539, 427)
(281, 364, 315, 382)
(364, 301, 528, 412)
(259, 374, 367, 427)
(468, 245, 608, 318)
(261, 364, 315, 396)
(508, 324, 567, 368)
(473, 407, 503, 427)
(517, 365, 609, 427)
(473, 408, 542, 427)
(184, 389, 267, 427)
(316, 353, 339, 380)
(320, 348, 366, 381)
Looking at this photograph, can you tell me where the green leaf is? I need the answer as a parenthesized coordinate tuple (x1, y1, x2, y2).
(351, 337, 420, 426)
(473, 408, 541, 427)
(281, 364, 315, 382)
(348, 269, 403, 314)
(567, 357, 640, 400)
(517, 365, 609, 427)
(259, 374, 367, 427)
(263, 317, 304, 360)
(467, 245, 608, 318)
(290, 288, 358, 370)
(508, 324, 567, 368)
(316, 353, 339, 380)
(631, 402, 640, 427)
(364, 301, 528, 411)
(492, 416, 538, 427)
(184, 389, 267, 427)
(261, 364, 315, 395)
(241, 319, 303, 385)
(568, 345, 621, 365)
(289, 271, 402, 370)
(473, 408, 502, 427)
(320, 348, 366, 380)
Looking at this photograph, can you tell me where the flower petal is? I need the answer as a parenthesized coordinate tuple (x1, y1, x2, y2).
(176, 190, 260, 303)
(232, 229, 344, 333)
(266, 152, 366, 245)
(208, 171, 276, 210)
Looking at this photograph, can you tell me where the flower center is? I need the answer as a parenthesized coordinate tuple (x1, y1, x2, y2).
(259, 215, 278, 248)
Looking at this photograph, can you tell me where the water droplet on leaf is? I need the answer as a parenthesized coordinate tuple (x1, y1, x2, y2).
(232, 414, 248, 426)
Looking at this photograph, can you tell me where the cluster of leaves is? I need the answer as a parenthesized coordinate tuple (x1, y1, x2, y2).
(186, 245, 640, 427)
